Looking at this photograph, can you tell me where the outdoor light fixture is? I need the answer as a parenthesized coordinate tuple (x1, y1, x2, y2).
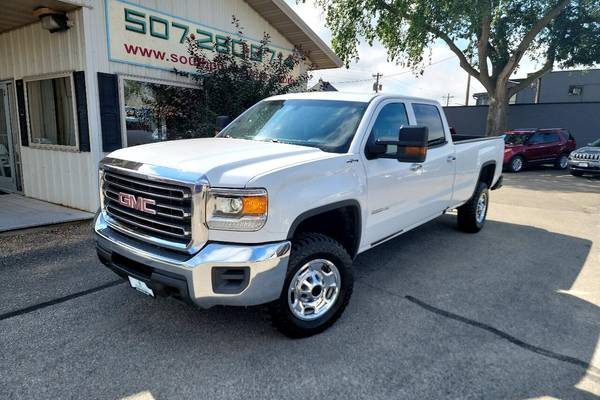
(33, 8, 71, 33)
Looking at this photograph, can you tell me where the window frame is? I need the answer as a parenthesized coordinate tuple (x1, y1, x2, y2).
(412, 102, 448, 148)
(23, 72, 80, 151)
(118, 74, 198, 148)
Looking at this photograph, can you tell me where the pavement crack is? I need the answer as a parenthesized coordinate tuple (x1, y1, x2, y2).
(0, 279, 125, 322)
(358, 280, 600, 375)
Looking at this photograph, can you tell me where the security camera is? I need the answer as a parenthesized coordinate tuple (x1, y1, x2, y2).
(32, 7, 72, 33)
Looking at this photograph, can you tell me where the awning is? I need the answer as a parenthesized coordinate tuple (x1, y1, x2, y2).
(245, 0, 342, 70)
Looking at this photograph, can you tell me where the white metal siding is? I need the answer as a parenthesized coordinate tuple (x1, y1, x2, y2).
(20, 147, 96, 211)
(0, 10, 85, 80)
(0, 9, 97, 211)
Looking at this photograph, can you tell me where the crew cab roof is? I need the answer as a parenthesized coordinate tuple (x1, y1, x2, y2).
(266, 91, 441, 105)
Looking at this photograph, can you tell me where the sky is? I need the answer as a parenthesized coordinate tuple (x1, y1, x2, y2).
(286, 1, 542, 106)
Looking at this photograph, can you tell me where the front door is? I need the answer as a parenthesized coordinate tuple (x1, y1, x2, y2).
(363, 101, 433, 245)
(0, 82, 17, 191)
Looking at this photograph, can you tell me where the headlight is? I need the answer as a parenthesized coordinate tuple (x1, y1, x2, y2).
(206, 188, 268, 231)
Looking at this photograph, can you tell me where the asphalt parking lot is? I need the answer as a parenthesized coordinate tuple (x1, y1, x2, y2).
(1, 169, 599, 400)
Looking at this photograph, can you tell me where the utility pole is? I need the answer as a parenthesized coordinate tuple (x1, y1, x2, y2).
(442, 93, 455, 106)
(372, 73, 383, 93)
(465, 74, 471, 106)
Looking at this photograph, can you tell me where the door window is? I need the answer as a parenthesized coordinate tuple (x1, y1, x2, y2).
(413, 103, 446, 146)
(0, 86, 12, 179)
(368, 103, 409, 156)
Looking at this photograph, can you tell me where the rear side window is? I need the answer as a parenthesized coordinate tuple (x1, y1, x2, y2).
(544, 133, 560, 143)
(528, 133, 544, 144)
(413, 103, 446, 146)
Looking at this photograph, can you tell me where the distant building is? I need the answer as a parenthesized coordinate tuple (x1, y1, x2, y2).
(309, 78, 338, 92)
(473, 69, 600, 105)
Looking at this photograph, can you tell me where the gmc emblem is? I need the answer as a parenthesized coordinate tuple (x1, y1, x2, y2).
(117, 192, 156, 215)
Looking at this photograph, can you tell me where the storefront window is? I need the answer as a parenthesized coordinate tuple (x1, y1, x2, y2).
(26, 76, 77, 147)
(123, 79, 204, 146)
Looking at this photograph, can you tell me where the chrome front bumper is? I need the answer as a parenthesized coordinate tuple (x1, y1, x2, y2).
(94, 212, 291, 308)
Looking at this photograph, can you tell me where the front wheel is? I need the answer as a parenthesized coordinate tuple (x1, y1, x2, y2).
(457, 182, 489, 233)
(267, 233, 353, 338)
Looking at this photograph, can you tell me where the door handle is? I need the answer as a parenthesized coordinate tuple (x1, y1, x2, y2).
(410, 163, 423, 171)
(447, 155, 457, 162)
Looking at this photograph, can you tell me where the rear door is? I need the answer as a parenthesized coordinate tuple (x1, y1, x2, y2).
(410, 102, 455, 216)
(525, 132, 546, 161)
(541, 131, 562, 158)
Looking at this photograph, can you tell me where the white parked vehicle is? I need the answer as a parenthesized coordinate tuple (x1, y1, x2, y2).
(94, 92, 504, 337)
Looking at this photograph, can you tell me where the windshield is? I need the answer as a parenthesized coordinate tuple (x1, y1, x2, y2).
(589, 138, 600, 147)
(218, 99, 368, 153)
(504, 133, 531, 145)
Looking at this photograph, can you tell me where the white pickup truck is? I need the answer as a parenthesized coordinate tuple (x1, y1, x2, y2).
(94, 92, 503, 337)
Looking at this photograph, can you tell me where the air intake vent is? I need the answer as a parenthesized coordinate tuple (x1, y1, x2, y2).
(212, 267, 250, 294)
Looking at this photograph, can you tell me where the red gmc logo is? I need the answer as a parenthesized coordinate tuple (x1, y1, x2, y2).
(117, 192, 156, 215)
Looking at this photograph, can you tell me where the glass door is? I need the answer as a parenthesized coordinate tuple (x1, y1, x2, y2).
(0, 82, 16, 191)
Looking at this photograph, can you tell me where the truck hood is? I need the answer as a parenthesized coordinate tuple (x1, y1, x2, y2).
(107, 138, 336, 187)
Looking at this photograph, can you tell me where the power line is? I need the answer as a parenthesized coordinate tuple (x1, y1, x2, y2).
(329, 55, 456, 84)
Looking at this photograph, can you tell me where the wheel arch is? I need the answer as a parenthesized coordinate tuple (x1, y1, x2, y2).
(287, 200, 362, 259)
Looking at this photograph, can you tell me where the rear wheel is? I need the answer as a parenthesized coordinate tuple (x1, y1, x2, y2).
(555, 154, 569, 169)
(457, 182, 489, 233)
(267, 233, 353, 338)
(508, 155, 525, 173)
(570, 169, 584, 177)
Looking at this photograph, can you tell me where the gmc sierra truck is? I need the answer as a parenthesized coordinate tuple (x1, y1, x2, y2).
(94, 92, 504, 338)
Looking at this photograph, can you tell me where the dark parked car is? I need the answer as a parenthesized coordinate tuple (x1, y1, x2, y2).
(503, 128, 577, 172)
(568, 138, 600, 177)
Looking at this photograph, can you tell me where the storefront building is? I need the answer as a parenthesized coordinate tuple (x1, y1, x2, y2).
(0, 0, 340, 212)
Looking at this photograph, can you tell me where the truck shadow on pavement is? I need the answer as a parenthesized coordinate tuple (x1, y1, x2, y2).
(0, 216, 598, 399)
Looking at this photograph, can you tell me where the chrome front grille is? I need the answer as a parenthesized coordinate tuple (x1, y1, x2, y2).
(102, 170, 193, 247)
(572, 153, 600, 161)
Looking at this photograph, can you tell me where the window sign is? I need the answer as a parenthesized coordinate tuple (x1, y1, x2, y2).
(106, 0, 294, 73)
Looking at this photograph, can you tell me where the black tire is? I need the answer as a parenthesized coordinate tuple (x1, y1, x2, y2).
(570, 169, 584, 177)
(508, 155, 525, 173)
(266, 233, 354, 338)
(457, 181, 489, 233)
(555, 154, 569, 170)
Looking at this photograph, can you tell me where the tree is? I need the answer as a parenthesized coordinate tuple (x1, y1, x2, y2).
(313, 0, 600, 135)
(142, 17, 309, 138)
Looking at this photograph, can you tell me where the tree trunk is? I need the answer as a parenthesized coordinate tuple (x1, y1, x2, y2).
(485, 88, 510, 136)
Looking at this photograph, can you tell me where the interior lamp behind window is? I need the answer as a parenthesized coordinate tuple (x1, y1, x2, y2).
(33, 8, 72, 33)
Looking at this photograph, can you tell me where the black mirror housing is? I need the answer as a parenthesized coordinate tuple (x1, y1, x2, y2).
(396, 126, 428, 162)
(366, 125, 428, 162)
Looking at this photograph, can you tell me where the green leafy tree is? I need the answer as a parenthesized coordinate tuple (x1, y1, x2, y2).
(313, 0, 600, 135)
(143, 17, 309, 138)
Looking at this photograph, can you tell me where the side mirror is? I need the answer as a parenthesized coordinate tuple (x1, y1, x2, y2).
(215, 115, 231, 134)
(396, 126, 428, 162)
(366, 126, 429, 162)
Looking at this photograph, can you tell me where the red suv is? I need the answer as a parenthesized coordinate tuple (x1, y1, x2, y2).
(503, 128, 577, 172)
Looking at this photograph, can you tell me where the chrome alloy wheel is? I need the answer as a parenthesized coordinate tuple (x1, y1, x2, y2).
(288, 259, 341, 321)
(512, 157, 523, 172)
(476, 191, 488, 224)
